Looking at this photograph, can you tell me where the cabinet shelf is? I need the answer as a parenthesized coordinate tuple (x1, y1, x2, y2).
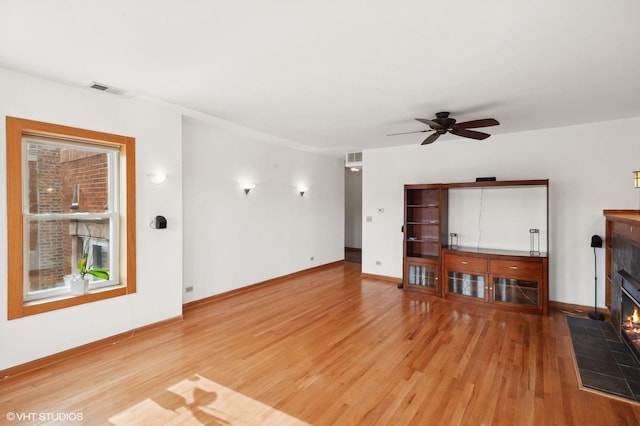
(406, 253, 439, 260)
(407, 236, 439, 242)
(407, 221, 439, 225)
(447, 246, 547, 258)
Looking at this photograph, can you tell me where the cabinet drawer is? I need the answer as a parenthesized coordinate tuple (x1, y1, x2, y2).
(490, 259, 542, 277)
(445, 255, 487, 272)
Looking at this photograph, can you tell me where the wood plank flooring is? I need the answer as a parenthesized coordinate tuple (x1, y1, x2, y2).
(2, 261, 640, 425)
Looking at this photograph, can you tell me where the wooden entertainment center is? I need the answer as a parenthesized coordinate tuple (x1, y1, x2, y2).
(403, 179, 549, 315)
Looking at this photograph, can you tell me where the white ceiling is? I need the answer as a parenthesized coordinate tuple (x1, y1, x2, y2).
(2, 0, 640, 156)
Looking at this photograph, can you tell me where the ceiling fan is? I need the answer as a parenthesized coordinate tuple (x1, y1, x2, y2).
(388, 112, 500, 145)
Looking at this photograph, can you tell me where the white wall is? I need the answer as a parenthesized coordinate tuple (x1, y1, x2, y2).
(0, 68, 183, 370)
(362, 117, 640, 307)
(344, 168, 362, 249)
(448, 186, 548, 252)
(181, 116, 344, 303)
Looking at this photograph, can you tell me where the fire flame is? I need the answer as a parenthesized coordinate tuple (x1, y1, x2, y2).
(630, 306, 640, 323)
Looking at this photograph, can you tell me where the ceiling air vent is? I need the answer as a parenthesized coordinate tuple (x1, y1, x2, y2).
(345, 151, 362, 171)
(88, 81, 126, 96)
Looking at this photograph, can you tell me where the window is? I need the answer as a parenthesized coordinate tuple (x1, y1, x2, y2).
(6, 117, 136, 319)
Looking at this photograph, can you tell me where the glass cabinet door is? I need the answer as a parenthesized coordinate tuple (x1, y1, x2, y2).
(447, 271, 486, 300)
(492, 277, 539, 306)
(407, 262, 437, 289)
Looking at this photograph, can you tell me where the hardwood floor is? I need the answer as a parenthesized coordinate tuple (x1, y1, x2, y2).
(345, 247, 362, 264)
(2, 261, 640, 425)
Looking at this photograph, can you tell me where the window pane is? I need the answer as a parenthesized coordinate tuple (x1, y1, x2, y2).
(27, 218, 111, 295)
(27, 218, 70, 292)
(92, 242, 109, 269)
(26, 142, 110, 214)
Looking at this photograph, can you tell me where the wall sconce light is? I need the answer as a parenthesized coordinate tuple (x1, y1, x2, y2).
(350, 167, 361, 172)
(297, 186, 309, 197)
(147, 172, 167, 184)
(634, 171, 640, 188)
(241, 183, 255, 195)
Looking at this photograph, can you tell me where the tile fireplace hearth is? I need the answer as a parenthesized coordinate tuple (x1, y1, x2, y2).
(567, 316, 640, 402)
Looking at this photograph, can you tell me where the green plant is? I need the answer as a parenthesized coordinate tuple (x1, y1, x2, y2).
(77, 237, 110, 280)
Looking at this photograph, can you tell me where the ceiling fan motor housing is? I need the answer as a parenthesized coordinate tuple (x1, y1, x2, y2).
(433, 112, 456, 130)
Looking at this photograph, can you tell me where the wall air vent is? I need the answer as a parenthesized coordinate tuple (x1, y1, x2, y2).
(345, 151, 362, 171)
(88, 81, 126, 96)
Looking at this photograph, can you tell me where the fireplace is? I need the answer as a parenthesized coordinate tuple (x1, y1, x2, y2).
(619, 270, 640, 365)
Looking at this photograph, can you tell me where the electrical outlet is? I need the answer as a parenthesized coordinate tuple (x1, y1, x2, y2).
(366, 216, 373, 222)
(185, 286, 194, 293)
(375, 261, 381, 266)
(310, 256, 315, 261)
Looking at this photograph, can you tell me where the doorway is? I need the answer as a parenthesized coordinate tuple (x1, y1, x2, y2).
(344, 167, 362, 264)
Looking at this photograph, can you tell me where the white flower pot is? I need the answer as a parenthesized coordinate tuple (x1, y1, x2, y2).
(70, 276, 89, 295)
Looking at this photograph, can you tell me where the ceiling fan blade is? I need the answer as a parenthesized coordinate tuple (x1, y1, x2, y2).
(421, 132, 442, 145)
(454, 118, 499, 129)
(450, 128, 491, 140)
(415, 118, 443, 129)
(386, 129, 432, 136)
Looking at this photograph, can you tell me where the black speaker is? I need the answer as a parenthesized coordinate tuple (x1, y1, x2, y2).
(588, 234, 604, 320)
(154, 215, 167, 229)
(591, 235, 603, 248)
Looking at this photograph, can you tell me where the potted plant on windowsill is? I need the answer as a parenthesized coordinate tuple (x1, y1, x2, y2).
(71, 238, 110, 295)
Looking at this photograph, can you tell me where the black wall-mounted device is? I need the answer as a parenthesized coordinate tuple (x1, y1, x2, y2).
(475, 176, 497, 182)
(154, 215, 167, 229)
